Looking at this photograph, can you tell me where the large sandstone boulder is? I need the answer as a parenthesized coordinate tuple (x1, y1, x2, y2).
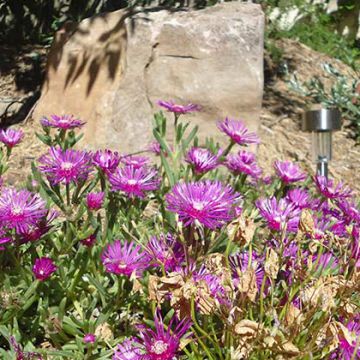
(33, 3, 264, 152)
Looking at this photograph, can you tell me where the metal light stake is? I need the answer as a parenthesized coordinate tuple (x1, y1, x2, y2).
(302, 108, 342, 179)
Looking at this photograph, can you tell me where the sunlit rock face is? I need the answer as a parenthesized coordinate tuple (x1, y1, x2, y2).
(33, 3, 264, 152)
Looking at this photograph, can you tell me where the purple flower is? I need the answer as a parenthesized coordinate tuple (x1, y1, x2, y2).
(0, 227, 11, 250)
(330, 316, 360, 360)
(108, 165, 160, 198)
(113, 311, 191, 360)
(18, 208, 58, 244)
(256, 197, 300, 232)
(217, 118, 260, 145)
(351, 227, 360, 268)
(32, 257, 57, 281)
(40, 114, 85, 129)
(121, 155, 150, 169)
(83, 334, 96, 344)
(81, 234, 97, 247)
(285, 188, 312, 209)
(314, 175, 352, 199)
(39, 147, 92, 185)
(186, 147, 221, 174)
(274, 160, 306, 184)
(86, 192, 105, 210)
(229, 252, 265, 291)
(336, 199, 360, 225)
(312, 252, 339, 274)
(225, 150, 262, 179)
(93, 149, 121, 174)
(102, 240, 149, 277)
(157, 100, 200, 114)
(166, 180, 240, 229)
(146, 233, 184, 271)
(0, 128, 24, 148)
(10, 336, 43, 360)
(147, 141, 162, 156)
(0, 188, 47, 234)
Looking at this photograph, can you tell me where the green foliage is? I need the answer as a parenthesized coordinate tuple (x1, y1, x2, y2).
(288, 62, 360, 140)
(265, 0, 360, 70)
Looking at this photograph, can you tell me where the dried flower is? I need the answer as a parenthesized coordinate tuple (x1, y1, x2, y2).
(40, 114, 85, 129)
(93, 149, 121, 174)
(217, 118, 260, 145)
(186, 147, 221, 174)
(32, 257, 57, 281)
(157, 100, 200, 114)
(256, 197, 300, 232)
(274, 160, 307, 184)
(330, 317, 360, 360)
(86, 192, 105, 210)
(225, 150, 262, 179)
(39, 147, 92, 185)
(102, 240, 149, 277)
(113, 310, 191, 360)
(166, 180, 240, 229)
(0, 128, 24, 148)
(108, 165, 160, 198)
(0, 188, 47, 234)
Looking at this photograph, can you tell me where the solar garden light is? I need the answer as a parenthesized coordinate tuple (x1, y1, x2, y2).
(302, 107, 342, 179)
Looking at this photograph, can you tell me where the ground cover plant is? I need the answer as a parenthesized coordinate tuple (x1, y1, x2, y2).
(0, 102, 359, 359)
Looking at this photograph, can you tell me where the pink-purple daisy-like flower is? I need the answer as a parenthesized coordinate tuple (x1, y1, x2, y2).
(274, 160, 307, 184)
(102, 240, 149, 277)
(0, 188, 47, 234)
(336, 199, 360, 225)
(314, 175, 352, 200)
(186, 147, 222, 174)
(39, 147, 92, 185)
(351, 227, 360, 268)
(285, 188, 313, 209)
(18, 208, 58, 244)
(225, 150, 262, 179)
(121, 155, 150, 169)
(217, 118, 260, 145)
(256, 197, 300, 232)
(147, 141, 162, 156)
(113, 310, 191, 360)
(83, 334, 96, 344)
(93, 149, 121, 174)
(32, 257, 57, 281)
(0, 227, 11, 250)
(312, 252, 339, 275)
(40, 114, 85, 129)
(81, 234, 97, 247)
(166, 180, 240, 229)
(86, 192, 105, 210)
(0, 128, 24, 148)
(157, 100, 200, 114)
(229, 251, 265, 291)
(146, 233, 184, 271)
(330, 316, 360, 360)
(108, 165, 160, 198)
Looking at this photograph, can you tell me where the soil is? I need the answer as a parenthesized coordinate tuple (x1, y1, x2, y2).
(0, 38, 359, 193)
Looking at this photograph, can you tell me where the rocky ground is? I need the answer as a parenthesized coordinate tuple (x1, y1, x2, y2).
(0, 38, 359, 193)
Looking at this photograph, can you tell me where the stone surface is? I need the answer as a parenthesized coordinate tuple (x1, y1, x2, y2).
(33, 3, 264, 152)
